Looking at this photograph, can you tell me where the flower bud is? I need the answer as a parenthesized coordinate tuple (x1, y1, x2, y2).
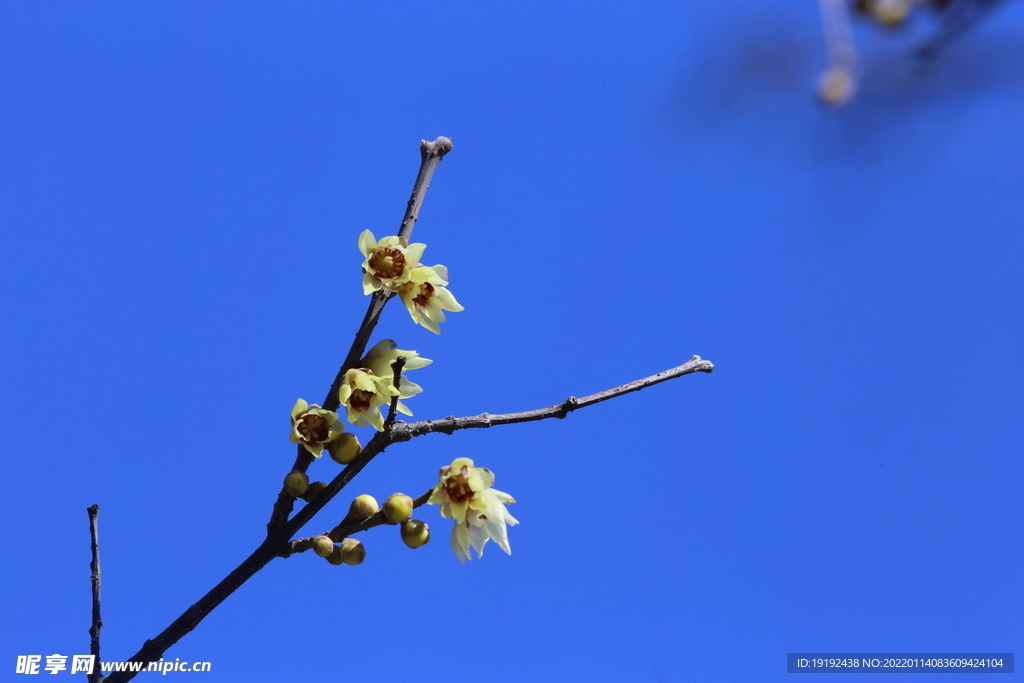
(283, 470, 309, 497)
(312, 535, 334, 558)
(340, 537, 365, 566)
(326, 545, 345, 566)
(383, 493, 414, 524)
(327, 432, 361, 465)
(818, 65, 855, 107)
(400, 519, 430, 549)
(349, 494, 378, 521)
(300, 481, 328, 502)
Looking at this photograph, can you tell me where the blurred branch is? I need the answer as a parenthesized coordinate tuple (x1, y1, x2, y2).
(917, 0, 1007, 61)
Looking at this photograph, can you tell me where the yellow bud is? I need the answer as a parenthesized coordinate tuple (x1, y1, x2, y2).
(340, 537, 365, 565)
(328, 432, 361, 465)
(400, 519, 430, 549)
(349, 494, 378, 521)
(326, 545, 345, 566)
(383, 493, 414, 524)
(312, 535, 334, 558)
(283, 470, 309, 497)
(300, 481, 328, 502)
(818, 65, 856, 107)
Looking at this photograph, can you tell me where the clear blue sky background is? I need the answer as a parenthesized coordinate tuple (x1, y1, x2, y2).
(1, 2, 1021, 681)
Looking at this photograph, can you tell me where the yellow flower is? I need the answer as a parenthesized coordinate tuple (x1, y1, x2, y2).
(360, 339, 431, 398)
(337, 368, 407, 432)
(395, 266, 464, 334)
(358, 230, 444, 295)
(428, 457, 518, 563)
(289, 399, 344, 458)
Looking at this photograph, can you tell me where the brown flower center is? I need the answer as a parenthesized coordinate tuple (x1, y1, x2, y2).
(296, 414, 330, 444)
(413, 283, 434, 308)
(368, 247, 406, 280)
(349, 389, 373, 413)
(444, 469, 474, 503)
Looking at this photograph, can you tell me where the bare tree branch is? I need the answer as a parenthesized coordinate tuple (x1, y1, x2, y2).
(383, 356, 407, 430)
(87, 505, 103, 683)
(391, 356, 715, 441)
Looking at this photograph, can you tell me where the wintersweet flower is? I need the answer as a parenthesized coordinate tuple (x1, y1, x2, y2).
(360, 339, 431, 398)
(337, 368, 408, 432)
(289, 399, 344, 458)
(395, 267, 464, 335)
(427, 457, 518, 563)
(358, 230, 446, 295)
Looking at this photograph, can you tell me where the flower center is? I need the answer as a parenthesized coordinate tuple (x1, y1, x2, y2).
(296, 414, 330, 444)
(369, 247, 406, 280)
(349, 389, 373, 413)
(445, 471, 474, 503)
(412, 283, 434, 308)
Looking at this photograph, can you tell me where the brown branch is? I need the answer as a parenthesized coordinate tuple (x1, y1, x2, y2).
(391, 355, 715, 440)
(87, 505, 103, 683)
(383, 356, 407, 430)
(103, 355, 710, 682)
(266, 137, 453, 533)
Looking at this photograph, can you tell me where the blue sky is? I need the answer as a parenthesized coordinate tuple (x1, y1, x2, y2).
(1, 2, 1021, 681)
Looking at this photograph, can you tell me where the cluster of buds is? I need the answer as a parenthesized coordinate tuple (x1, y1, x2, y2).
(309, 493, 432, 567)
(359, 230, 463, 334)
(314, 535, 366, 566)
(336, 339, 431, 431)
(428, 458, 518, 563)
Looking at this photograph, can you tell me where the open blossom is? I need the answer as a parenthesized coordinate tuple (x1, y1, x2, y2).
(428, 457, 518, 563)
(337, 368, 408, 432)
(358, 230, 446, 295)
(395, 265, 464, 335)
(289, 399, 344, 458)
(360, 339, 431, 399)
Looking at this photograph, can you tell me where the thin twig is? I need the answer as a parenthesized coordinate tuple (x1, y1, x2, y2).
(383, 356, 407, 430)
(391, 356, 715, 441)
(87, 505, 103, 683)
(266, 137, 453, 533)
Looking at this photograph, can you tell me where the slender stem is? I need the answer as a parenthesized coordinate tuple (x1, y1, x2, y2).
(266, 137, 453, 533)
(383, 356, 407, 430)
(87, 505, 103, 683)
(391, 356, 715, 441)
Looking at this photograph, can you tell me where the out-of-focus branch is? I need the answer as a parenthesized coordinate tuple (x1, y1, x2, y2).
(87, 505, 103, 683)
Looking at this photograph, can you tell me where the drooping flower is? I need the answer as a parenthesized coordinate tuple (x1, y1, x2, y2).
(428, 457, 518, 563)
(395, 266, 464, 335)
(358, 230, 445, 295)
(360, 339, 431, 398)
(289, 399, 345, 458)
(337, 368, 406, 432)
